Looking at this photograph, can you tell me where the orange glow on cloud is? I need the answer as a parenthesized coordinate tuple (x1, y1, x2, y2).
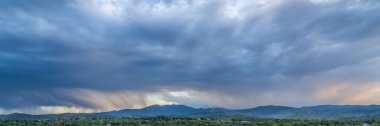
(315, 82, 380, 105)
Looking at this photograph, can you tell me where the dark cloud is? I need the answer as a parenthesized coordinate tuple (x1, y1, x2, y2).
(1, 0, 380, 113)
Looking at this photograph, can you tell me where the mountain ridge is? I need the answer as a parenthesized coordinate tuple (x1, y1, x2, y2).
(2, 104, 380, 119)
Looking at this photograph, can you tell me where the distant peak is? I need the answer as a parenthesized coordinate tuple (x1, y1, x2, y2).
(254, 105, 295, 109)
(8, 113, 31, 115)
(143, 104, 193, 109)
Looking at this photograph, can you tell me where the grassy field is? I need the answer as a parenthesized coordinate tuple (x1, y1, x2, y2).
(0, 116, 378, 126)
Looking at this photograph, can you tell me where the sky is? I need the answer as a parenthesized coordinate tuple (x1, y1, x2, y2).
(1, 0, 380, 114)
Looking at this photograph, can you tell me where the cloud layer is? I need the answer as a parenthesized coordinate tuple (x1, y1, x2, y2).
(1, 0, 380, 114)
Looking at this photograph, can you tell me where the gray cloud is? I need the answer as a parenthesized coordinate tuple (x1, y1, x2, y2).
(1, 0, 380, 113)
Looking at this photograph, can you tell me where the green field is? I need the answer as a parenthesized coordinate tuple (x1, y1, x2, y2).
(0, 116, 378, 126)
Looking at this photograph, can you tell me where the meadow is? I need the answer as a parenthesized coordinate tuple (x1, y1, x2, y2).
(0, 116, 377, 126)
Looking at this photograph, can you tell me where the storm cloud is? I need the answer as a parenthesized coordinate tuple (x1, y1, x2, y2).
(1, 0, 380, 114)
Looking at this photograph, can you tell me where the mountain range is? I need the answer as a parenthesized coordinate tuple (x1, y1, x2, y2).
(2, 105, 380, 119)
